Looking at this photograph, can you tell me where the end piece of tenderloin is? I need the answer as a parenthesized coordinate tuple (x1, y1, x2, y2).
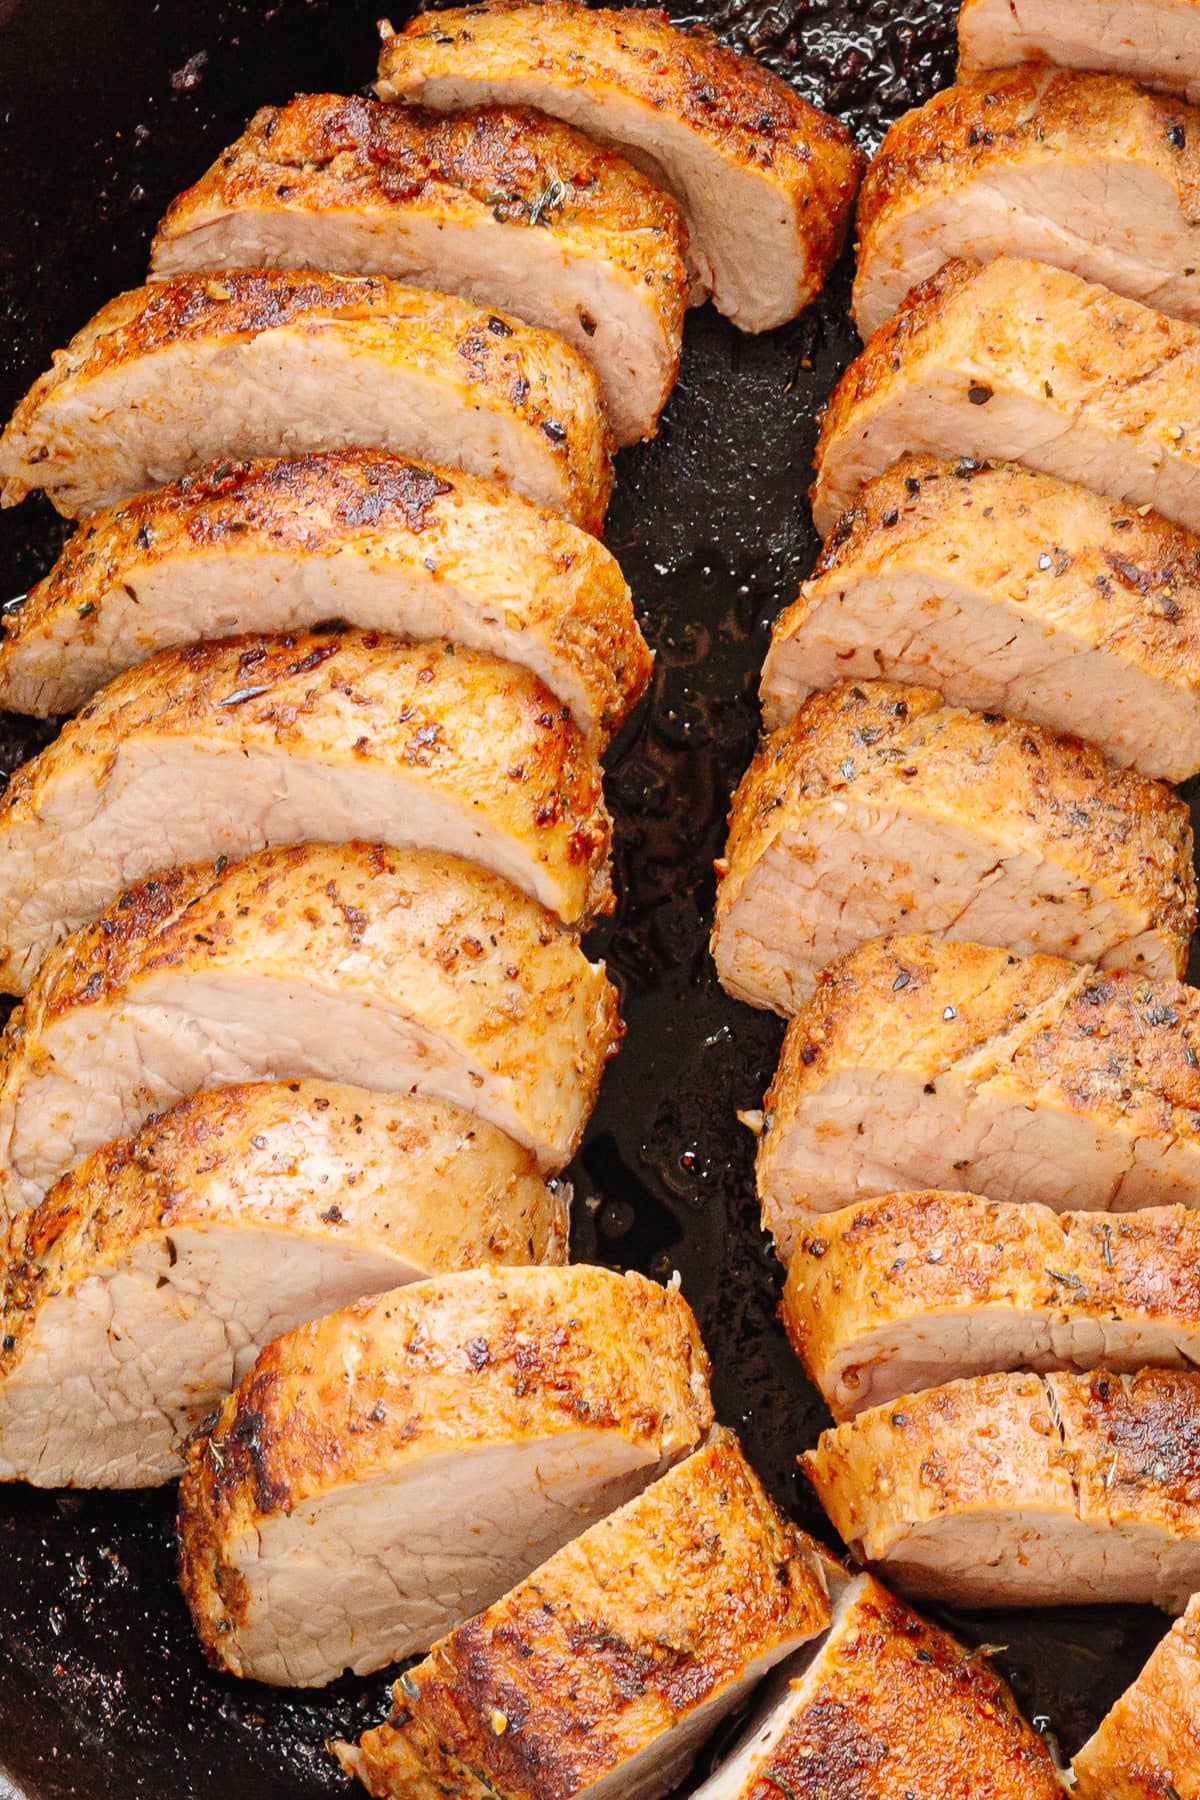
(855, 69, 1200, 338)
(0, 627, 612, 994)
(812, 256, 1200, 538)
(783, 1190, 1200, 1421)
(151, 96, 687, 446)
(0, 272, 613, 529)
(712, 679, 1194, 1016)
(804, 1367, 1200, 1612)
(0, 840, 622, 1217)
(959, 0, 1200, 104)
(334, 1426, 835, 1800)
(0, 451, 650, 741)
(177, 1264, 712, 1687)
(691, 1570, 1062, 1800)
(1073, 1591, 1200, 1800)
(0, 1081, 565, 1489)
(375, 2, 863, 332)
(755, 934, 1200, 1257)
(761, 455, 1200, 782)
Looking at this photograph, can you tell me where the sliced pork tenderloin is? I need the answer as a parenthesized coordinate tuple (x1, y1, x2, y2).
(178, 1265, 711, 1687)
(1073, 1591, 1200, 1799)
(0, 840, 621, 1216)
(375, 2, 863, 332)
(334, 1427, 835, 1800)
(0, 272, 613, 529)
(712, 680, 1194, 1016)
(0, 1081, 564, 1489)
(151, 96, 687, 446)
(812, 256, 1200, 537)
(959, 0, 1200, 103)
(805, 1367, 1200, 1611)
(761, 456, 1200, 781)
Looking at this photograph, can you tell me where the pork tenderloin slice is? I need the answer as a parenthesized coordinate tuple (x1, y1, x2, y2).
(0, 1081, 564, 1489)
(959, 0, 1200, 104)
(334, 1427, 834, 1800)
(177, 1265, 713, 1686)
(151, 97, 687, 446)
(812, 255, 1200, 538)
(375, 2, 863, 332)
(855, 69, 1200, 337)
(690, 1570, 1061, 1800)
(1073, 1591, 1200, 1799)
(713, 679, 1194, 1016)
(0, 271, 613, 529)
(0, 840, 621, 1215)
(783, 1190, 1200, 1421)
(756, 934, 1200, 1256)
(762, 455, 1200, 780)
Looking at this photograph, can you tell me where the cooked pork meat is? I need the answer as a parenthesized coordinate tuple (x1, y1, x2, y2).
(0, 1082, 563, 1489)
(691, 1571, 1062, 1800)
(0, 841, 621, 1216)
(151, 96, 687, 446)
(761, 456, 1200, 781)
(375, 3, 863, 332)
(0, 272, 613, 529)
(855, 70, 1200, 337)
(1073, 1591, 1200, 1800)
(755, 935, 1200, 1258)
(0, 452, 650, 739)
(959, 0, 1200, 104)
(0, 628, 611, 992)
(712, 680, 1193, 1015)
(178, 1265, 712, 1687)
(334, 1427, 834, 1800)
(783, 1191, 1200, 1421)
(812, 256, 1200, 538)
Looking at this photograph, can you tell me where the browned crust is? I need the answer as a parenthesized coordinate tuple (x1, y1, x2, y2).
(1073, 1592, 1200, 1798)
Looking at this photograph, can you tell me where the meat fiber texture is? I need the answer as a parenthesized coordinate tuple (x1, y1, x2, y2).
(959, 0, 1200, 104)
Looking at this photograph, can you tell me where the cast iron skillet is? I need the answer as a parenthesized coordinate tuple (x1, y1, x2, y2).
(0, 1, 1176, 1793)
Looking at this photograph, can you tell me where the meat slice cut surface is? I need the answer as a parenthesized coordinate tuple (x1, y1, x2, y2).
(812, 256, 1200, 538)
(0, 271, 613, 529)
(855, 69, 1200, 337)
(0, 840, 621, 1216)
(177, 1265, 711, 1687)
(334, 1427, 834, 1800)
(959, 0, 1200, 104)
(783, 1190, 1200, 1420)
(151, 96, 687, 446)
(755, 934, 1200, 1257)
(805, 1367, 1200, 1612)
(713, 680, 1194, 1016)
(1073, 1591, 1200, 1799)
(375, 2, 863, 332)
(761, 456, 1200, 781)
(0, 1081, 564, 1489)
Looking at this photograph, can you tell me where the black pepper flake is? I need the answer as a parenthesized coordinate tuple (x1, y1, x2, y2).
(967, 383, 994, 405)
(892, 970, 912, 991)
(1168, 122, 1187, 149)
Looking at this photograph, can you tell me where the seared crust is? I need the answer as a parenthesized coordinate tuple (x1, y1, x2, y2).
(337, 1427, 834, 1800)
(1073, 1591, 1200, 1798)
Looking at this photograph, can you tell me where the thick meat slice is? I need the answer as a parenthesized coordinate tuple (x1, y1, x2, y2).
(804, 1367, 1200, 1611)
(712, 680, 1193, 1015)
(691, 1572, 1061, 1800)
(755, 935, 1200, 1256)
(959, 0, 1200, 103)
(151, 97, 687, 447)
(0, 272, 613, 529)
(334, 1428, 834, 1800)
(1073, 1592, 1200, 1799)
(177, 1265, 712, 1687)
(783, 1190, 1200, 1420)
(0, 840, 621, 1215)
(855, 70, 1200, 337)
(812, 256, 1200, 538)
(0, 452, 649, 739)
(761, 456, 1200, 781)
(0, 628, 611, 993)
(375, 3, 863, 332)
(0, 1082, 564, 1489)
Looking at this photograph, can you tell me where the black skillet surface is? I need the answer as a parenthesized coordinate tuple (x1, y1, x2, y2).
(0, 0, 1175, 1792)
